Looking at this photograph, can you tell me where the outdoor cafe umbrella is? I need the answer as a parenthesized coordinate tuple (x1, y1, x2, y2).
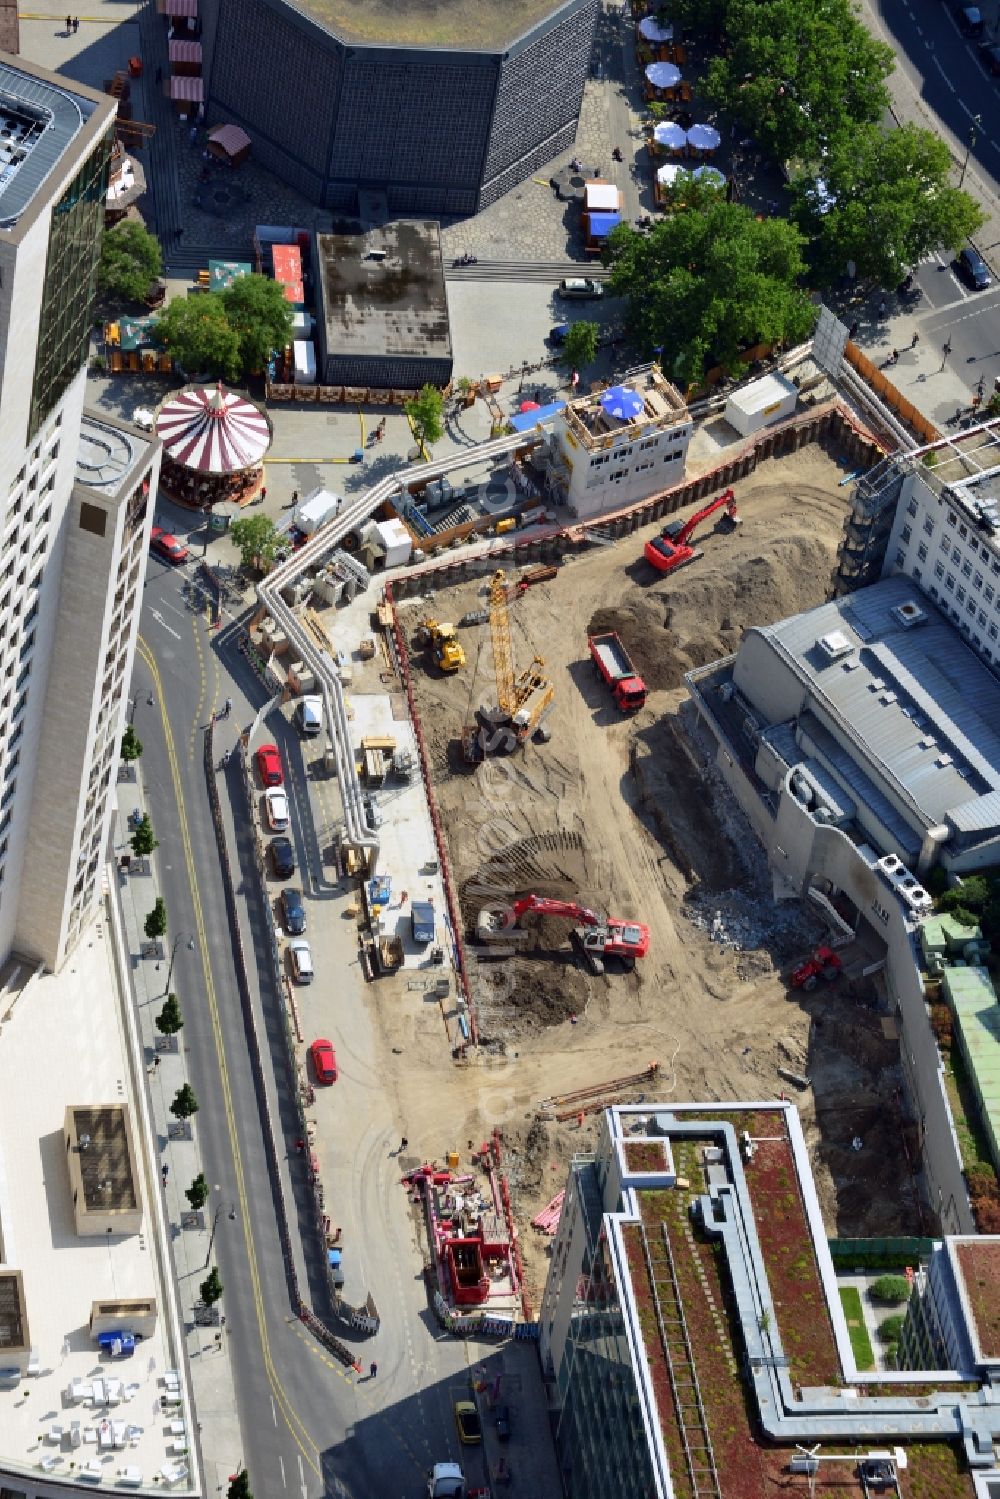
(601, 385, 645, 422)
(645, 61, 681, 89)
(653, 120, 687, 150)
(519, 400, 541, 413)
(686, 123, 721, 152)
(656, 162, 689, 188)
(692, 165, 726, 188)
(638, 15, 673, 40)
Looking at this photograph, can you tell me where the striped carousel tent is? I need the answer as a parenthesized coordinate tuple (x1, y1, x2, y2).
(155, 384, 272, 508)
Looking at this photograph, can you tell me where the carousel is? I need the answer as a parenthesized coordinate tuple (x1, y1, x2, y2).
(155, 383, 272, 509)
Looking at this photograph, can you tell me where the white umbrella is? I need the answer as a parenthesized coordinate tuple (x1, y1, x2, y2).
(645, 61, 681, 89)
(686, 123, 721, 152)
(692, 165, 726, 188)
(653, 121, 687, 150)
(639, 15, 673, 41)
(656, 163, 690, 188)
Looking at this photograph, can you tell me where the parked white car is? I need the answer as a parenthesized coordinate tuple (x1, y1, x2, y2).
(264, 787, 290, 831)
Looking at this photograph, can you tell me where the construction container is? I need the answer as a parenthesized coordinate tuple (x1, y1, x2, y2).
(724, 372, 797, 436)
(496, 517, 517, 534)
(447, 1150, 460, 1169)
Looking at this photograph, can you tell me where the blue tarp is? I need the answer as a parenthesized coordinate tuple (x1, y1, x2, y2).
(588, 211, 622, 238)
(510, 400, 566, 432)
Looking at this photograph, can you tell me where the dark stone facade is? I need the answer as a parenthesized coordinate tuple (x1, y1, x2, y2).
(200, 0, 598, 215)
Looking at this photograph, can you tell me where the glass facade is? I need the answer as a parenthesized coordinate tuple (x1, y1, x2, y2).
(29, 132, 111, 440)
(552, 1164, 656, 1499)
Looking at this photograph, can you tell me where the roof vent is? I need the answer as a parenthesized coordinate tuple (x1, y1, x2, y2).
(868, 677, 886, 693)
(879, 690, 897, 705)
(936, 753, 953, 767)
(920, 736, 937, 750)
(891, 599, 928, 628)
(817, 629, 854, 662)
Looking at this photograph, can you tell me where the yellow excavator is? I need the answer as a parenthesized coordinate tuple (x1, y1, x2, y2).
(414, 617, 466, 674)
(461, 569, 554, 760)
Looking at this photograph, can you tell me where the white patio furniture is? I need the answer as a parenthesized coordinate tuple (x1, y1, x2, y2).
(91, 1378, 106, 1406)
(40, 1454, 61, 1472)
(119, 1468, 143, 1489)
(106, 1378, 123, 1405)
(48, 1424, 64, 1444)
(71, 1421, 83, 1448)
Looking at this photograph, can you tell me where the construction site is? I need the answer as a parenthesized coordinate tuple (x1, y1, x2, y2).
(374, 436, 929, 1310)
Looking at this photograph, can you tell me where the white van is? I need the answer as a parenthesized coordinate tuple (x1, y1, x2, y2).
(296, 695, 323, 736)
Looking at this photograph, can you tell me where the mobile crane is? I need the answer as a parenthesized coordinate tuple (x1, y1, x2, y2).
(461, 570, 554, 760)
(477, 893, 650, 972)
(644, 487, 740, 575)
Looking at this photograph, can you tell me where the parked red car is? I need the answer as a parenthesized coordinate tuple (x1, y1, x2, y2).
(256, 743, 283, 786)
(149, 526, 190, 566)
(310, 1038, 337, 1084)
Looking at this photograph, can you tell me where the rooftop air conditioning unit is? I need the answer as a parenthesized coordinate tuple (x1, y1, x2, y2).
(892, 599, 928, 628)
(817, 630, 854, 662)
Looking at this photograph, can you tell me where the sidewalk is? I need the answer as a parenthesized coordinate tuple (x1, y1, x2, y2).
(115, 767, 243, 1496)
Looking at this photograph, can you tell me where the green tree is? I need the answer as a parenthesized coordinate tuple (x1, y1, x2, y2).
(230, 514, 280, 572)
(870, 1274, 911, 1305)
(156, 992, 184, 1037)
(170, 1083, 199, 1121)
(561, 321, 600, 371)
(130, 813, 158, 859)
(99, 221, 163, 304)
(121, 723, 143, 763)
(702, 0, 894, 163)
(879, 1314, 906, 1343)
(144, 897, 168, 943)
(155, 294, 242, 382)
(793, 123, 984, 286)
(221, 273, 295, 375)
(604, 201, 815, 388)
(405, 384, 445, 451)
(227, 1472, 253, 1499)
(937, 876, 990, 916)
(185, 1173, 209, 1212)
(200, 1266, 224, 1307)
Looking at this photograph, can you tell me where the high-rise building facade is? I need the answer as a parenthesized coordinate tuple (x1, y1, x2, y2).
(0, 56, 160, 971)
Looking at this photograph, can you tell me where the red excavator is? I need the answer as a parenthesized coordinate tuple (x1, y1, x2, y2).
(790, 945, 842, 992)
(644, 487, 741, 575)
(478, 893, 650, 973)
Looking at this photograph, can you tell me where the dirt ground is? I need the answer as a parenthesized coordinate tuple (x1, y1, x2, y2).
(369, 444, 926, 1300)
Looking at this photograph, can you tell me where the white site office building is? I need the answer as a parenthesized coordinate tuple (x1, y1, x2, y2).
(0, 55, 159, 971)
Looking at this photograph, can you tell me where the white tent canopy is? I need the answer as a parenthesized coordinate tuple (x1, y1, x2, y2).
(638, 15, 673, 40)
(653, 121, 687, 150)
(645, 61, 681, 89)
(686, 123, 721, 152)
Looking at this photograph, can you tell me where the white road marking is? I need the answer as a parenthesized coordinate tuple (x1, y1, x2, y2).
(932, 55, 957, 91)
(278, 1455, 286, 1488)
(150, 609, 181, 640)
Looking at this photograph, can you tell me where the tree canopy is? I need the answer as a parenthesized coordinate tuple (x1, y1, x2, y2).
(156, 294, 242, 382)
(561, 321, 600, 370)
(791, 123, 985, 286)
(405, 385, 445, 450)
(99, 221, 163, 304)
(230, 514, 280, 572)
(604, 199, 816, 387)
(220, 274, 295, 375)
(701, 0, 894, 162)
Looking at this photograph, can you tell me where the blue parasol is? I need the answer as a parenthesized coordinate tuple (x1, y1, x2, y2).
(601, 385, 644, 421)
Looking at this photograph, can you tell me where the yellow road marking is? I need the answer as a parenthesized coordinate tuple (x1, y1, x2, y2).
(137, 636, 321, 1477)
(188, 616, 207, 763)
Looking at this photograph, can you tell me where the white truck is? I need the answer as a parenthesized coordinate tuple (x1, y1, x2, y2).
(427, 1462, 465, 1498)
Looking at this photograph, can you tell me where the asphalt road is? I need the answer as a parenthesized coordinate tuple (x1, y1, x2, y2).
(132, 540, 488, 1499)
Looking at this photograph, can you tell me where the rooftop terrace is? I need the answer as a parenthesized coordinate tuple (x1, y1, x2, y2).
(0, 61, 97, 228)
(284, 0, 570, 50)
(562, 366, 690, 453)
(953, 1239, 1000, 1363)
(0, 912, 195, 1492)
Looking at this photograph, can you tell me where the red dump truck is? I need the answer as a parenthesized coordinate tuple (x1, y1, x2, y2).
(588, 632, 647, 711)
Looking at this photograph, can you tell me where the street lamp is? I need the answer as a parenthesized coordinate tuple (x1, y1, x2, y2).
(164, 933, 195, 994)
(960, 113, 982, 188)
(205, 1200, 237, 1267)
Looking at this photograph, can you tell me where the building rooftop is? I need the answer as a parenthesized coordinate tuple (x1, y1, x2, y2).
(0, 915, 195, 1491)
(76, 410, 154, 495)
(0, 60, 97, 229)
(315, 221, 451, 365)
(282, 0, 569, 50)
(0, 1, 19, 56)
(67, 1105, 138, 1214)
(746, 577, 1000, 837)
(942, 965, 1000, 1177)
(561, 366, 689, 453)
(952, 1239, 1000, 1363)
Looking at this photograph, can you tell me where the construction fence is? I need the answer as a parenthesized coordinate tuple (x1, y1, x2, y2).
(844, 341, 942, 446)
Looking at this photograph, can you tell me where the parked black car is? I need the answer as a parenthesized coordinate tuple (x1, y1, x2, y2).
(271, 836, 296, 879)
(495, 1405, 512, 1442)
(280, 885, 306, 934)
(956, 245, 992, 290)
(980, 39, 1000, 73)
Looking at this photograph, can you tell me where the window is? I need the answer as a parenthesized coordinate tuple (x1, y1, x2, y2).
(929, 585, 939, 599)
(959, 524, 968, 539)
(967, 598, 976, 615)
(906, 497, 918, 517)
(901, 524, 912, 544)
(987, 586, 995, 604)
(962, 560, 973, 578)
(952, 545, 962, 563)
(923, 516, 935, 537)
(945, 572, 955, 591)
(911, 566, 922, 583)
(990, 623, 999, 640)
(917, 543, 928, 563)
(79, 502, 107, 537)
(975, 572, 984, 590)
(957, 585, 967, 604)
(947, 511, 957, 528)
(992, 560, 1000, 576)
(934, 561, 945, 579)
(979, 610, 988, 626)
(895, 550, 905, 569)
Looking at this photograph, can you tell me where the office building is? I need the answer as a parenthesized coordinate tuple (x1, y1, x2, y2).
(540, 1101, 1000, 1499)
(197, 0, 599, 215)
(0, 56, 160, 972)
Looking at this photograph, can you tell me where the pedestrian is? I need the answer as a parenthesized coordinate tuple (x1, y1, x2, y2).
(848, 321, 858, 341)
(189, 124, 198, 147)
(74, 16, 79, 31)
(291, 489, 298, 506)
(224, 696, 232, 718)
(66, 14, 72, 31)
(944, 339, 952, 358)
(221, 748, 231, 768)
(161, 1164, 169, 1184)
(260, 486, 267, 502)
(153, 1055, 161, 1070)
(911, 330, 919, 349)
(335, 497, 343, 515)
(887, 348, 899, 367)
(398, 1136, 409, 1153)
(994, 376, 1000, 393)
(296, 1138, 305, 1153)
(878, 298, 887, 319)
(369, 1361, 378, 1379)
